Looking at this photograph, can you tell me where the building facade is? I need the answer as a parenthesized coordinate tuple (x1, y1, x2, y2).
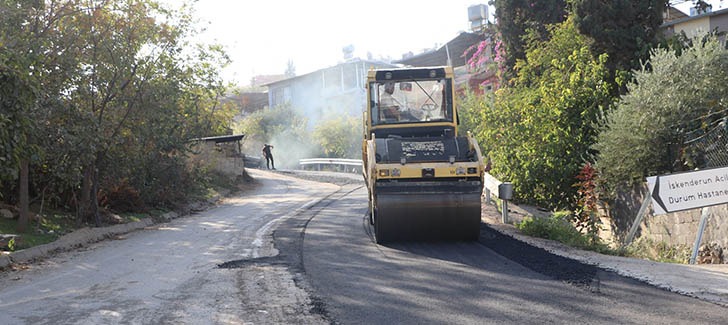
(662, 7, 728, 41)
(265, 59, 396, 128)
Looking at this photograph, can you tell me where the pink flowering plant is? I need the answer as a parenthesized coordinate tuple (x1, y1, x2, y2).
(463, 32, 507, 83)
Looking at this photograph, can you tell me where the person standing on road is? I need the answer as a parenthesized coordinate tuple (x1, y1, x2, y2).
(262, 144, 275, 170)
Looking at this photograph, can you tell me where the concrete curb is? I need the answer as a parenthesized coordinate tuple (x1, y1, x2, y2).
(3, 209, 182, 269)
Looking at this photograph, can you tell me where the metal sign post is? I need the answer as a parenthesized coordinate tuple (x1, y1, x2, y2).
(624, 197, 652, 246)
(689, 207, 711, 265)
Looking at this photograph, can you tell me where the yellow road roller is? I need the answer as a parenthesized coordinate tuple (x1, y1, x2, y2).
(362, 66, 485, 243)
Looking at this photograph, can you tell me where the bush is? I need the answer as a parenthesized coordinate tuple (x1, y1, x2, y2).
(313, 116, 360, 158)
(469, 16, 614, 209)
(102, 179, 145, 213)
(235, 104, 321, 168)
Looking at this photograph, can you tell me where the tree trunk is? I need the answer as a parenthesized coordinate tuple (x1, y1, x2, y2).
(91, 160, 100, 227)
(17, 159, 29, 233)
(79, 164, 93, 225)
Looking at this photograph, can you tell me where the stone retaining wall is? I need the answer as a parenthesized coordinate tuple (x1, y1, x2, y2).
(641, 204, 727, 263)
(607, 184, 728, 263)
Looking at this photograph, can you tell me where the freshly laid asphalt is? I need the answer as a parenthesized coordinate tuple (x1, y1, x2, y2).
(2, 169, 727, 308)
(488, 202, 728, 307)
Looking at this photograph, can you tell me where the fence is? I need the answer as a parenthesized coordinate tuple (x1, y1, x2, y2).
(684, 118, 728, 168)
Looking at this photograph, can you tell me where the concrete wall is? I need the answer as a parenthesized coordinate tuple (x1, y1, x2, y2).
(710, 12, 728, 42)
(675, 16, 712, 37)
(641, 204, 727, 262)
(188, 141, 245, 177)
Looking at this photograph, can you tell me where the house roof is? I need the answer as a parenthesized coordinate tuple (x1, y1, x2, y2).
(192, 134, 245, 143)
(263, 58, 397, 87)
(661, 6, 728, 28)
(240, 92, 268, 107)
(251, 74, 287, 87)
(663, 6, 689, 23)
(395, 32, 485, 68)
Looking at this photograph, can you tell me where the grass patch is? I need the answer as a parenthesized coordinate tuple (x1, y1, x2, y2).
(0, 218, 16, 234)
(118, 212, 150, 223)
(0, 215, 72, 251)
(516, 211, 614, 254)
(516, 212, 693, 264)
(622, 238, 691, 264)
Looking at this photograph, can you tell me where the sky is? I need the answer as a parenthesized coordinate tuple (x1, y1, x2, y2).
(180, 0, 726, 87)
(186, 0, 491, 86)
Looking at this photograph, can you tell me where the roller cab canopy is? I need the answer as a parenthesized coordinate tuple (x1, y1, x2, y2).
(366, 67, 457, 140)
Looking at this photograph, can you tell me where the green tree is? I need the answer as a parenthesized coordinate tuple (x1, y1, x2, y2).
(493, 0, 567, 82)
(0, 0, 59, 232)
(573, 0, 669, 90)
(473, 16, 613, 209)
(235, 104, 318, 168)
(60, 0, 190, 224)
(0, 53, 37, 232)
(457, 90, 491, 138)
(2, 0, 237, 225)
(594, 35, 728, 192)
(313, 116, 360, 158)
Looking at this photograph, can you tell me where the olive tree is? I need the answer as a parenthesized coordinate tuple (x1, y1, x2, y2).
(594, 35, 728, 192)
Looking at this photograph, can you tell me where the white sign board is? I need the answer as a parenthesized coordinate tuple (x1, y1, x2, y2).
(647, 166, 728, 215)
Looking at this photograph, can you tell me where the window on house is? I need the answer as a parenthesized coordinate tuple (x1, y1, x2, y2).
(343, 66, 358, 90)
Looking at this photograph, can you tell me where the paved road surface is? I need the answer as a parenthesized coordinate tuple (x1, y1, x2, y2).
(296, 172, 728, 324)
(1, 169, 726, 324)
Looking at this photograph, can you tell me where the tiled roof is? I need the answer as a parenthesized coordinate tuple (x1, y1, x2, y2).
(395, 32, 486, 68)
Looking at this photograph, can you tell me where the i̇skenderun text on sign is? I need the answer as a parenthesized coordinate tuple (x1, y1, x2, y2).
(647, 166, 728, 215)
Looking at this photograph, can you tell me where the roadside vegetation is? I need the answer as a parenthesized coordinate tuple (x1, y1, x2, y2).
(234, 103, 363, 169)
(515, 214, 694, 263)
(1, 0, 242, 252)
(516, 212, 613, 254)
(3, 0, 727, 264)
(462, 0, 728, 260)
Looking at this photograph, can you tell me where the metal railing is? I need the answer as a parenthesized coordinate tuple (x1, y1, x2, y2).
(483, 172, 513, 223)
(299, 158, 362, 173)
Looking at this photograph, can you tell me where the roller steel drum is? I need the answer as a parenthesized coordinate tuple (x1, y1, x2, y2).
(373, 180, 482, 243)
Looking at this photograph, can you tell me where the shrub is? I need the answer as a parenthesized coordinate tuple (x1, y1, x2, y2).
(470, 16, 614, 209)
(103, 179, 145, 213)
(572, 163, 602, 243)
